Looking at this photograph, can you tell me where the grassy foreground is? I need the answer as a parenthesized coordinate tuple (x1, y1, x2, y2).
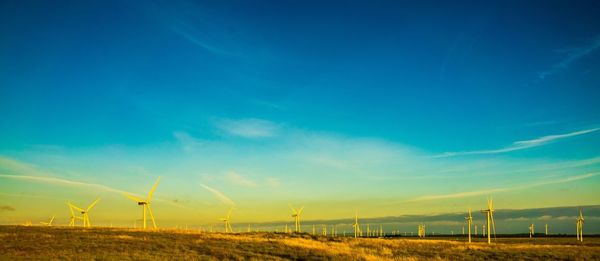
(0, 226, 599, 260)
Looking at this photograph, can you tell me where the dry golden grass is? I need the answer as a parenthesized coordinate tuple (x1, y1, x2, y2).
(0, 226, 599, 260)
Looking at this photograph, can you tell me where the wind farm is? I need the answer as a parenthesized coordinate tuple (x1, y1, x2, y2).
(1, 199, 599, 260)
(1, 0, 600, 260)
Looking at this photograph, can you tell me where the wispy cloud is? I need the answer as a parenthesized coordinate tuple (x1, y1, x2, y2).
(215, 118, 279, 138)
(200, 184, 235, 206)
(0, 156, 197, 210)
(173, 131, 203, 152)
(406, 172, 600, 202)
(0, 173, 130, 195)
(538, 35, 600, 81)
(225, 171, 257, 187)
(0, 205, 15, 212)
(170, 27, 234, 56)
(265, 177, 281, 188)
(435, 128, 599, 158)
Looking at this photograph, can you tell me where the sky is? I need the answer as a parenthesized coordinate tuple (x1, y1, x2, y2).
(0, 0, 599, 233)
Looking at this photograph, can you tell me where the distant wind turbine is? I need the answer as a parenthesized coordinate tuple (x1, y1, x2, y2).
(480, 197, 496, 244)
(289, 204, 304, 233)
(68, 198, 100, 228)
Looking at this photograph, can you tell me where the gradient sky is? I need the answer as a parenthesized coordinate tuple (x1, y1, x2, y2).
(1, 0, 599, 231)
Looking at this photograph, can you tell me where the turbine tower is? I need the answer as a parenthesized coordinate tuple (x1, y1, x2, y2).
(576, 209, 584, 242)
(545, 224, 549, 236)
(40, 216, 55, 226)
(68, 198, 100, 228)
(124, 177, 161, 229)
(480, 197, 496, 244)
(220, 206, 234, 233)
(465, 208, 473, 243)
(352, 211, 361, 238)
(289, 204, 304, 233)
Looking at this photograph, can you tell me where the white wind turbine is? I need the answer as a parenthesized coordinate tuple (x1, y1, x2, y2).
(289, 204, 304, 233)
(220, 206, 234, 233)
(68, 198, 100, 228)
(465, 208, 473, 243)
(480, 197, 496, 244)
(124, 177, 161, 229)
(352, 211, 362, 238)
(40, 216, 55, 226)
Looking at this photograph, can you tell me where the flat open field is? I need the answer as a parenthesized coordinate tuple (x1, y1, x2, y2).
(1, 226, 599, 260)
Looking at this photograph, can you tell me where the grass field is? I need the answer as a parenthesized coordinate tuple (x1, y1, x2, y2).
(1, 226, 599, 260)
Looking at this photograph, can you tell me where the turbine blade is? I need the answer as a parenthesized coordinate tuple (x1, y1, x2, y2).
(68, 203, 84, 212)
(68, 203, 75, 216)
(87, 198, 100, 211)
(298, 206, 304, 215)
(125, 193, 144, 202)
(288, 204, 296, 214)
(227, 206, 234, 219)
(147, 176, 161, 202)
(491, 212, 497, 239)
(147, 204, 157, 229)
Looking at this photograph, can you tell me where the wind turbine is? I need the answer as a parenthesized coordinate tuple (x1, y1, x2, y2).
(40, 216, 55, 226)
(289, 204, 304, 233)
(529, 223, 535, 238)
(67, 202, 83, 227)
(352, 211, 361, 238)
(220, 206, 234, 233)
(576, 209, 584, 242)
(465, 208, 473, 243)
(545, 224, 549, 236)
(124, 177, 161, 229)
(68, 198, 100, 228)
(480, 197, 496, 244)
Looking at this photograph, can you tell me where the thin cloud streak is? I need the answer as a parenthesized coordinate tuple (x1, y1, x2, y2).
(225, 172, 258, 188)
(171, 27, 234, 56)
(0, 205, 15, 212)
(406, 172, 600, 202)
(215, 118, 279, 138)
(435, 128, 599, 158)
(538, 35, 600, 81)
(0, 173, 129, 195)
(0, 173, 190, 210)
(200, 184, 235, 206)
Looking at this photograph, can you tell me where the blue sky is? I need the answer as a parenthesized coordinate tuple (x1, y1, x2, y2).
(0, 0, 599, 230)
